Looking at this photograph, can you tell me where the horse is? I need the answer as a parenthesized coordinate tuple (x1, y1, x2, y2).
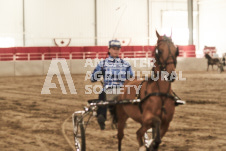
(204, 53, 223, 71)
(111, 31, 179, 151)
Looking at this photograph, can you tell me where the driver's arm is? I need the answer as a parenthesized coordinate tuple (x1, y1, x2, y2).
(91, 61, 103, 82)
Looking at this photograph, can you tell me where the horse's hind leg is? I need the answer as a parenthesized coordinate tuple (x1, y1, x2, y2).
(117, 105, 128, 151)
(136, 126, 145, 147)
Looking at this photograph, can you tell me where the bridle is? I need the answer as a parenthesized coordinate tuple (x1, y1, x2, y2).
(155, 36, 179, 71)
(138, 36, 179, 116)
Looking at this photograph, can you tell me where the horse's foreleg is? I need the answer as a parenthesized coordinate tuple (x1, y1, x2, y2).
(150, 116, 161, 151)
(137, 116, 161, 151)
(160, 123, 169, 138)
(117, 106, 128, 151)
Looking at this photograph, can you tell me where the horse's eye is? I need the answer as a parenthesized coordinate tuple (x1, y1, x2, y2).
(155, 49, 159, 54)
(155, 49, 162, 55)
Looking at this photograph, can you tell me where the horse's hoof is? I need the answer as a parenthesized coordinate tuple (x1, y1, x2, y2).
(149, 142, 159, 151)
(139, 145, 146, 151)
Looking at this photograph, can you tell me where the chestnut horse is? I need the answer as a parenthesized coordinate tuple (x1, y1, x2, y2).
(111, 31, 179, 151)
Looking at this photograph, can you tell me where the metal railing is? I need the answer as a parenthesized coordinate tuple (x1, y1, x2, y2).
(0, 50, 196, 61)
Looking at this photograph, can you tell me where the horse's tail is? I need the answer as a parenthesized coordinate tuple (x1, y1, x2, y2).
(109, 95, 119, 126)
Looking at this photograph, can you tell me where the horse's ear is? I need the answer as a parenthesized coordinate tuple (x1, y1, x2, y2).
(156, 30, 160, 38)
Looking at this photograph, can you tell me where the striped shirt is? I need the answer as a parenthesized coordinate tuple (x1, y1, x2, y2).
(91, 56, 134, 89)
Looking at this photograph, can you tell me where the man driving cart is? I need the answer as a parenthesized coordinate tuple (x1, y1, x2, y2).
(91, 40, 134, 130)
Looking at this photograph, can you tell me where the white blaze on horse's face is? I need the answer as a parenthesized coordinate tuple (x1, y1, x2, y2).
(164, 43, 177, 75)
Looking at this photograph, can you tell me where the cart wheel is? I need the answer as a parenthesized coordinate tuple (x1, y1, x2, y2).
(73, 116, 86, 151)
(79, 123, 86, 151)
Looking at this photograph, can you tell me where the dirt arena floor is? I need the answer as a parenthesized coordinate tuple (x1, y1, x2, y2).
(0, 71, 226, 151)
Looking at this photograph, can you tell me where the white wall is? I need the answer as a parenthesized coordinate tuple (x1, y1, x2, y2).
(149, 0, 187, 45)
(199, 0, 226, 56)
(0, 0, 194, 47)
(24, 0, 95, 46)
(97, 0, 148, 45)
(0, 0, 23, 47)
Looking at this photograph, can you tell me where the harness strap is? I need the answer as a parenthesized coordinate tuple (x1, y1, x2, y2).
(138, 92, 175, 113)
(136, 80, 145, 99)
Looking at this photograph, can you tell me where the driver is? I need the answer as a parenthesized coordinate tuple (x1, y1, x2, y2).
(91, 40, 134, 130)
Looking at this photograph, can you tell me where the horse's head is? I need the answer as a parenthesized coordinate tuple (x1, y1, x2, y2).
(205, 53, 211, 59)
(154, 30, 179, 81)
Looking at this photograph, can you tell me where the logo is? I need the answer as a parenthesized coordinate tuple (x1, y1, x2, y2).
(41, 59, 77, 94)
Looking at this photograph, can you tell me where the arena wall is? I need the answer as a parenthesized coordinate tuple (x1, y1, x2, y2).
(0, 61, 15, 76)
(0, 58, 208, 77)
(15, 61, 43, 76)
(176, 58, 207, 71)
(43, 60, 71, 75)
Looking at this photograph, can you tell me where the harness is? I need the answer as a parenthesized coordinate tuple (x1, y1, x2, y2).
(137, 80, 176, 114)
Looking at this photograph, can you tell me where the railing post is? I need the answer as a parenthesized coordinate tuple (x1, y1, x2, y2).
(83, 52, 85, 59)
(13, 54, 16, 61)
(121, 53, 124, 59)
(28, 53, 30, 61)
(42, 54, 44, 60)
